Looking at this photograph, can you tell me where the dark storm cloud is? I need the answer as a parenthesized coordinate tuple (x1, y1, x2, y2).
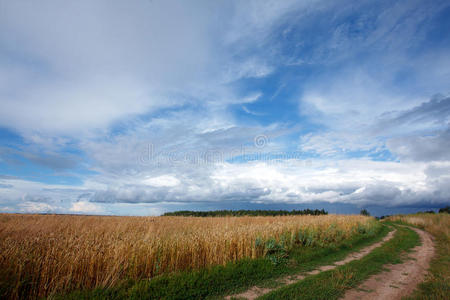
(387, 127, 450, 161)
(386, 95, 450, 126)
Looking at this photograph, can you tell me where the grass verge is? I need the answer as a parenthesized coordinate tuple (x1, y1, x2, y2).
(55, 224, 390, 300)
(256, 223, 420, 300)
(390, 215, 449, 300)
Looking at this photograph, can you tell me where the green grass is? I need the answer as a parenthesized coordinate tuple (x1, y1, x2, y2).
(405, 235, 449, 300)
(392, 219, 450, 300)
(257, 223, 420, 300)
(55, 224, 390, 300)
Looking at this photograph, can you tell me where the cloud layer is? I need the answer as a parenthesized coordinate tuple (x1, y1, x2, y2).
(0, 0, 450, 215)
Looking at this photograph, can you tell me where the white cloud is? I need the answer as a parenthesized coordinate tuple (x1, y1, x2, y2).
(300, 132, 382, 156)
(19, 202, 59, 213)
(0, 0, 279, 135)
(70, 201, 102, 214)
(143, 175, 180, 187)
(0, 155, 448, 213)
(300, 68, 423, 131)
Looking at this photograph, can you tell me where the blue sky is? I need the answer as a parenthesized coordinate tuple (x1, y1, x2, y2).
(0, 0, 449, 216)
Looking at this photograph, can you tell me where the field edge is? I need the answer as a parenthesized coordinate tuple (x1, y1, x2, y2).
(54, 223, 391, 300)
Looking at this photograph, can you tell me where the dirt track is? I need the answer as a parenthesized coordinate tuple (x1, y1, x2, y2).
(342, 226, 435, 300)
(226, 229, 397, 300)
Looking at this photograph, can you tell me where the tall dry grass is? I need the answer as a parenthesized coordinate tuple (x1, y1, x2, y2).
(0, 214, 377, 299)
(388, 213, 449, 238)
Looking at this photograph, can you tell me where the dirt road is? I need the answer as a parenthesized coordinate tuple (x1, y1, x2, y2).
(227, 229, 397, 300)
(342, 226, 435, 300)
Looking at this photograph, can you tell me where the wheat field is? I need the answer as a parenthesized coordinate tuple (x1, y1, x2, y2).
(0, 213, 378, 299)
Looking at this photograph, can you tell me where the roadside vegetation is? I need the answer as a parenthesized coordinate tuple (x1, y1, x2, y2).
(388, 213, 450, 299)
(258, 223, 420, 299)
(0, 213, 378, 299)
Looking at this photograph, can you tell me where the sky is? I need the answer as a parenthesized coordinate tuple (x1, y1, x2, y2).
(0, 0, 449, 216)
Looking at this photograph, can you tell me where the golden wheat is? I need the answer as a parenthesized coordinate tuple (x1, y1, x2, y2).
(0, 213, 377, 299)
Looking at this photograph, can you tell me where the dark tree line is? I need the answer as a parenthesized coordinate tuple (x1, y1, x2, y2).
(163, 209, 328, 217)
(360, 209, 370, 216)
(414, 206, 450, 214)
(438, 206, 449, 213)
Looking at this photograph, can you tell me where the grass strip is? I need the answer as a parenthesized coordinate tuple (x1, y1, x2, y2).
(391, 218, 450, 300)
(56, 225, 390, 300)
(257, 223, 420, 300)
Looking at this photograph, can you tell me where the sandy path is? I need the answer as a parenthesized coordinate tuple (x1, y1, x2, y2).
(226, 229, 396, 300)
(342, 226, 435, 300)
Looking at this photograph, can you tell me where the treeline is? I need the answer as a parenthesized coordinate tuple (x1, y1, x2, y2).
(378, 205, 450, 219)
(163, 209, 328, 217)
(413, 206, 449, 214)
(439, 206, 449, 213)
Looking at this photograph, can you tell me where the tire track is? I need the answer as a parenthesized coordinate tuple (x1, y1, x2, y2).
(342, 226, 434, 300)
(226, 229, 396, 300)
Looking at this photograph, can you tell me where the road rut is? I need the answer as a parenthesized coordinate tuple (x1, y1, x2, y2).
(342, 226, 434, 300)
(226, 229, 397, 300)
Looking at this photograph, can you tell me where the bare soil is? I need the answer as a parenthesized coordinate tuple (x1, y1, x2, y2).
(227, 229, 397, 300)
(342, 227, 435, 300)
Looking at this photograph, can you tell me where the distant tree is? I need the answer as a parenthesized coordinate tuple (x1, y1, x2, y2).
(439, 206, 450, 214)
(360, 209, 370, 216)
